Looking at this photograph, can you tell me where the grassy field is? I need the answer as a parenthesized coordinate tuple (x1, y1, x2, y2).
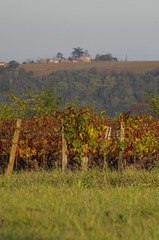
(0, 168, 159, 240)
(22, 61, 159, 76)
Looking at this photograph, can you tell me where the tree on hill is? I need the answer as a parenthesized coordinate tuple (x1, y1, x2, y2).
(56, 52, 64, 61)
(71, 47, 85, 58)
(8, 60, 19, 70)
(95, 53, 118, 61)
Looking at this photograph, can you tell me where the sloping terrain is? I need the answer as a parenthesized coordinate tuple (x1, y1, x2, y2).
(22, 61, 159, 76)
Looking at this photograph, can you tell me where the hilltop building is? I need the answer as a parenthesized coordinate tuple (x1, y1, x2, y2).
(79, 54, 91, 62)
(0, 62, 8, 66)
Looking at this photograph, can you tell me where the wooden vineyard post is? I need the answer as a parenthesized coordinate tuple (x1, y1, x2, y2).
(105, 127, 111, 141)
(81, 144, 89, 170)
(133, 144, 137, 164)
(104, 127, 111, 169)
(62, 126, 68, 171)
(118, 121, 125, 171)
(81, 148, 88, 171)
(6, 118, 22, 176)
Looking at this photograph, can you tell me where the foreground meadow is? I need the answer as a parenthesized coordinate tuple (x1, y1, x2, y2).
(0, 168, 159, 240)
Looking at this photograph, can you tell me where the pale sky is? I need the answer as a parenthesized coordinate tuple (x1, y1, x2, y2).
(1, 0, 159, 62)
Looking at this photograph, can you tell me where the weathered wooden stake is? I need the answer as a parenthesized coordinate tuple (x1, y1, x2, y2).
(105, 126, 111, 140)
(103, 127, 112, 169)
(81, 144, 89, 170)
(62, 126, 67, 171)
(118, 121, 125, 171)
(133, 143, 137, 164)
(6, 118, 22, 176)
(81, 152, 88, 170)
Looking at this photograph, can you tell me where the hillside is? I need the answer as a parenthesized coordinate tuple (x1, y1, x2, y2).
(22, 61, 159, 76)
(0, 61, 159, 117)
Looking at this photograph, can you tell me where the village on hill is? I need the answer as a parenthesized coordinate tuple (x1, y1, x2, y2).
(0, 47, 118, 65)
(36, 54, 92, 64)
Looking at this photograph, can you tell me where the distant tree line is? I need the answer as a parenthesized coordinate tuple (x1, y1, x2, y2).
(21, 47, 118, 64)
(0, 62, 159, 117)
(55, 47, 118, 61)
(94, 53, 118, 61)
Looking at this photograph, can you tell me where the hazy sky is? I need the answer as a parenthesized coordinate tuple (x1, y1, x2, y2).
(1, 0, 159, 62)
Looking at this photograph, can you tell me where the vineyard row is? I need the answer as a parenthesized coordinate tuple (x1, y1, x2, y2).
(0, 107, 159, 174)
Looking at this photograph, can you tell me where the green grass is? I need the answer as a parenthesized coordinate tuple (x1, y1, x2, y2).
(0, 168, 159, 240)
